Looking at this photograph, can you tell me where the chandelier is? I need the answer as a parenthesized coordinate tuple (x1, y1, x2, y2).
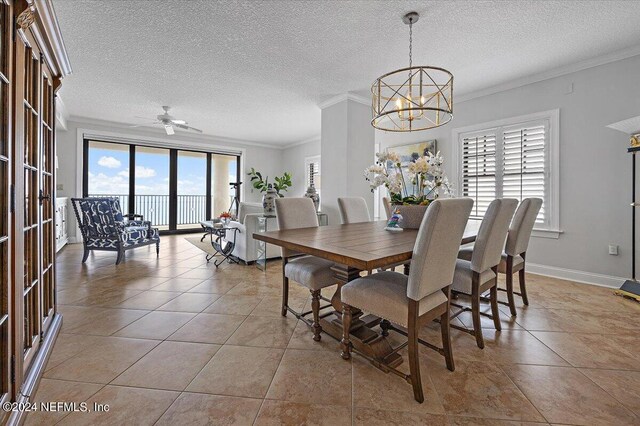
(371, 12, 454, 132)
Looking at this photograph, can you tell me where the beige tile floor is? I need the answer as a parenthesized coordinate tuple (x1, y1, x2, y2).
(25, 235, 640, 425)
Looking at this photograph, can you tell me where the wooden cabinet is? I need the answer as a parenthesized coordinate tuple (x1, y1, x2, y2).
(0, 1, 70, 424)
(54, 197, 67, 252)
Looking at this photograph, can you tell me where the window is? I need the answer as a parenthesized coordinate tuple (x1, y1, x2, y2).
(454, 110, 560, 237)
(305, 155, 321, 205)
(84, 139, 241, 233)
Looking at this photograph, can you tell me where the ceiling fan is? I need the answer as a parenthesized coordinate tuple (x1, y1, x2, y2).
(131, 106, 202, 135)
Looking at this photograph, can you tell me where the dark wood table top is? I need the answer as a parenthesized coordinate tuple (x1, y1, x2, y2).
(253, 220, 481, 271)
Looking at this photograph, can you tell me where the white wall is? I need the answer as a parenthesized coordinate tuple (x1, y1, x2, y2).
(281, 138, 321, 197)
(376, 54, 640, 284)
(57, 118, 284, 241)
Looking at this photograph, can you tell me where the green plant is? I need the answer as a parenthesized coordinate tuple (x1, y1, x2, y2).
(247, 168, 292, 197)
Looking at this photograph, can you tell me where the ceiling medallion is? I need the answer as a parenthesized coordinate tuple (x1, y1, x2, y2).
(371, 12, 454, 132)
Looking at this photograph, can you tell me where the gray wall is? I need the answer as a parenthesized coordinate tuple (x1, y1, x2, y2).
(320, 99, 374, 225)
(281, 139, 321, 197)
(57, 119, 284, 241)
(377, 54, 640, 282)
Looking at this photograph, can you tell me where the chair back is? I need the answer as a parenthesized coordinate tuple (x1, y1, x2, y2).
(505, 198, 542, 256)
(407, 198, 473, 301)
(71, 197, 121, 239)
(382, 197, 392, 219)
(471, 198, 518, 272)
(275, 197, 318, 258)
(338, 197, 370, 224)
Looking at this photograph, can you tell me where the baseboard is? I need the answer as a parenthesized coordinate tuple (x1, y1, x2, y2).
(527, 262, 627, 289)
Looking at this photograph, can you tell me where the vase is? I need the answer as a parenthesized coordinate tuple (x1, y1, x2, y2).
(262, 187, 278, 215)
(392, 204, 430, 229)
(304, 185, 320, 212)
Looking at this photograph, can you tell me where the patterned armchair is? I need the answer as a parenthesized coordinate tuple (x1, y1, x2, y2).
(71, 197, 160, 265)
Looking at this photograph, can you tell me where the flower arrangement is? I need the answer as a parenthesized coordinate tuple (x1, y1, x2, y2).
(219, 211, 232, 220)
(364, 150, 452, 205)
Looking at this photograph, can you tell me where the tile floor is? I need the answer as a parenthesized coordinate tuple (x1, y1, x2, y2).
(25, 235, 640, 425)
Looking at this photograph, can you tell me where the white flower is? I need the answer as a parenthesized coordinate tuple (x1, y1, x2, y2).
(387, 151, 400, 163)
(387, 173, 403, 194)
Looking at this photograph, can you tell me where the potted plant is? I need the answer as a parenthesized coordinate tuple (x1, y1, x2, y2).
(247, 168, 292, 214)
(364, 150, 452, 228)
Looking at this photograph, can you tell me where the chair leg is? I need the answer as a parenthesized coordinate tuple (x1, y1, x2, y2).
(471, 273, 484, 349)
(490, 283, 502, 331)
(519, 268, 529, 306)
(115, 248, 125, 265)
(341, 304, 352, 360)
(281, 261, 289, 317)
(81, 246, 89, 263)
(156, 241, 160, 256)
(408, 300, 424, 403)
(505, 259, 517, 316)
(440, 309, 455, 372)
(310, 289, 322, 342)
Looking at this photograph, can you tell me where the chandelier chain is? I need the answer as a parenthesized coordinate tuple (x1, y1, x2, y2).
(408, 18, 413, 69)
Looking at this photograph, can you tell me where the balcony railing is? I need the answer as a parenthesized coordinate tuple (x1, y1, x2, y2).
(88, 194, 209, 228)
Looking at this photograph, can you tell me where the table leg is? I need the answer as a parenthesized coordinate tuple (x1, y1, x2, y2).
(319, 263, 403, 368)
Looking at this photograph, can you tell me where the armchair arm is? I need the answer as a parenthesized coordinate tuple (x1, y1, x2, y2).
(126, 213, 144, 221)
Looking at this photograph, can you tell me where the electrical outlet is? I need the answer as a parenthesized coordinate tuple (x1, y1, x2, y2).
(56, 183, 64, 191)
(608, 245, 618, 255)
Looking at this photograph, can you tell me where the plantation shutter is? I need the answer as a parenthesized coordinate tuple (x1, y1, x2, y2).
(461, 132, 497, 219)
(502, 123, 547, 224)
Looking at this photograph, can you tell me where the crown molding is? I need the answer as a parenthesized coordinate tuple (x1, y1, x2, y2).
(281, 135, 321, 150)
(66, 115, 285, 150)
(456, 44, 640, 103)
(31, 0, 72, 77)
(318, 92, 370, 109)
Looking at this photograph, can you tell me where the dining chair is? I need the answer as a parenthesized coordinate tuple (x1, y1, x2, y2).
(275, 197, 336, 341)
(450, 198, 518, 349)
(458, 198, 542, 316)
(340, 198, 474, 403)
(338, 197, 371, 224)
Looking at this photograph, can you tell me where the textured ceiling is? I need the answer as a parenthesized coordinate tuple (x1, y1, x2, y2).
(55, 0, 640, 145)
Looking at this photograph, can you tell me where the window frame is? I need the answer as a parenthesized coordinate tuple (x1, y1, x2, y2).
(451, 109, 561, 239)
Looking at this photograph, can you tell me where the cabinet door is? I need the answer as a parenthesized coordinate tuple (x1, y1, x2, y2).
(0, 0, 12, 408)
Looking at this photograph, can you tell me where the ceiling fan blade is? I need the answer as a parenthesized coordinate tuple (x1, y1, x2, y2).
(174, 123, 203, 133)
(133, 116, 158, 121)
(170, 119, 186, 125)
(128, 121, 160, 128)
(164, 124, 175, 135)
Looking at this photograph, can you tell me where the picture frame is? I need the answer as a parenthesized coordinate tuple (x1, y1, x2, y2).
(386, 140, 437, 196)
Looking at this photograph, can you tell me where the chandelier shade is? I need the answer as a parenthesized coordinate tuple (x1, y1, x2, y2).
(371, 12, 454, 132)
(371, 65, 453, 132)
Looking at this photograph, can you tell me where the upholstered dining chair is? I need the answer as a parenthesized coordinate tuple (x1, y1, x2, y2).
(340, 198, 474, 403)
(338, 197, 371, 224)
(275, 197, 336, 341)
(450, 198, 518, 349)
(458, 198, 542, 316)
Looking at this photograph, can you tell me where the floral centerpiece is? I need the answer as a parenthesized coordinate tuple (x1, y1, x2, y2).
(364, 150, 452, 228)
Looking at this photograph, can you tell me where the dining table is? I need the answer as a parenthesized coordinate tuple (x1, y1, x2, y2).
(253, 219, 481, 368)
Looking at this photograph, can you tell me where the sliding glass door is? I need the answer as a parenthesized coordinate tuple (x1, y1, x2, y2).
(177, 151, 207, 229)
(135, 146, 170, 230)
(84, 140, 241, 233)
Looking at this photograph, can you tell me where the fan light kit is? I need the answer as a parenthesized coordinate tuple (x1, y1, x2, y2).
(131, 106, 203, 135)
(371, 12, 454, 132)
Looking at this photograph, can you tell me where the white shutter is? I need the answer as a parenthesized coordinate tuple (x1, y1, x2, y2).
(461, 132, 497, 219)
(502, 123, 546, 224)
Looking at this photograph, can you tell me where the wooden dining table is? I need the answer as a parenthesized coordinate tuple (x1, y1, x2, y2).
(253, 219, 481, 368)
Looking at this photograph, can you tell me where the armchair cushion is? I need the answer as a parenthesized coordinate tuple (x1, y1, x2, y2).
(237, 202, 263, 224)
(342, 271, 447, 328)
